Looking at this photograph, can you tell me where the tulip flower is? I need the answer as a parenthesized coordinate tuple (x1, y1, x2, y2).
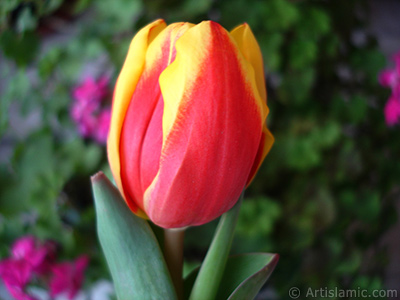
(107, 19, 274, 228)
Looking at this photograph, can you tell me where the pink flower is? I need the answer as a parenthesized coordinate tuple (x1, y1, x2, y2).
(379, 50, 400, 126)
(11, 236, 56, 275)
(1, 237, 89, 300)
(71, 76, 111, 144)
(384, 95, 400, 126)
(12, 237, 47, 271)
(72, 76, 109, 104)
(50, 256, 89, 300)
(0, 259, 36, 300)
(77, 114, 98, 138)
(378, 69, 397, 87)
(0, 237, 58, 300)
(70, 98, 100, 123)
(94, 109, 111, 144)
(12, 236, 39, 259)
(394, 52, 400, 74)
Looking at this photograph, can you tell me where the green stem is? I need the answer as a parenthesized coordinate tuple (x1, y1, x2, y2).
(164, 228, 185, 300)
(189, 192, 243, 300)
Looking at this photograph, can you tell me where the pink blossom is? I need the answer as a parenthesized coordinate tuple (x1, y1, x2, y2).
(94, 109, 111, 144)
(379, 50, 400, 126)
(0, 237, 57, 299)
(34, 241, 58, 275)
(378, 69, 397, 87)
(1, 237, 88, 300)
(0, 236, 55, 300)
(70, 98, 100, 123)
(72, 76, 109, 104)
(12, 236, 37, 259)
(12, 236, 47, 272)
(0, 259, 37, 300)
(394, 52, 400, 74)
(394, 83, 400, 99)
(11, 236, 56, 275)
(50, 256, 89, 300)
(77, 114, 98, 138)
(384, 95, 400, 126)
(71, 76, 111, 144)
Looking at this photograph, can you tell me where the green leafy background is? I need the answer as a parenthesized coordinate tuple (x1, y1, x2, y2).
(0, 0, 399, 298)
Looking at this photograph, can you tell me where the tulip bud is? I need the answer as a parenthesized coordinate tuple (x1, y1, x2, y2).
(107, 19, 274, 228)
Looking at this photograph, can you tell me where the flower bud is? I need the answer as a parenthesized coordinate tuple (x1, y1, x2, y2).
(108, 20, 274, 228)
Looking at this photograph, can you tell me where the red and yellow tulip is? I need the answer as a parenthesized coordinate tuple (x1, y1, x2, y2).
(107, 19, 274, 228)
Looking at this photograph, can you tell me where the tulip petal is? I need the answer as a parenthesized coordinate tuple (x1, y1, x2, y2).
(246, 125, 274, 185)
(230, 23, 267, 102)
(145, 21, 267, 228)
(120, 23, 194, 212)
(231, 24, 274, 185)
(107, 19, 166, 216)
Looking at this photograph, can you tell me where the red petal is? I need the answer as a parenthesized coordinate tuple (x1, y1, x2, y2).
(120, 23, 193, 211)
(145, 22, 265, 228)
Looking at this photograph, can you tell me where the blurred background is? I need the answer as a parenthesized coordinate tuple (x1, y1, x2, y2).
(1, 0, 399, 299)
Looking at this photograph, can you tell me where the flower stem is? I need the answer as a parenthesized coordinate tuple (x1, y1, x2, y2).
(189, 192, 243, 300)
(164, 228, 185, 300)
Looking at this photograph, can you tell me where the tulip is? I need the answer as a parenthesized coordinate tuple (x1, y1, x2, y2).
(107, 19, 274, 228)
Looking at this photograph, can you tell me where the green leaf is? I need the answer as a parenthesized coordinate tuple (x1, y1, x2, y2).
(16, 7, 37, 32)
(189, 194, 242, 300)
(95, 0, 143, 33)
(262, 0, 299, 31)
(289, 38, 318, 70)
(0, 30, 39, 66)
(297, 8, 331, 39)
(351, 49, 386, 84)
(185, 253, 279, 300)
(348, 95, 368, 124)
(0, 0, 19, 27)
(236, 197, 281, 238)
(0, 82, 11, 135)
(91, 172, 177, 300)
(167, 0, 213, 20)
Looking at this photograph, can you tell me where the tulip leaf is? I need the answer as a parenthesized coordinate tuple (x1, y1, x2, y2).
(91, 172, 177, 300)
(184, 253, 279, 300)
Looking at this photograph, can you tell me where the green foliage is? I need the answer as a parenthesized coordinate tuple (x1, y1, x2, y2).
(0, 30, 39, 66)
(92, 173, 177, 300)
(94, 0, 143, 33)
(185, 253, 278, 300)
(237, 196, 281, 238)
(0, 0, 63, 65)
(189, 197, 242, 300)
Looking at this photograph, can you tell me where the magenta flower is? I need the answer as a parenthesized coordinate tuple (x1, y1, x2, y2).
(73, 76, 109, 104)
(378, 69, 397, 88)
(0, 236, 88, 300)
(50, 256, 89, 300)
(11, 236, 55, 275)
(0, 259, 36, 300)
(71, 76, 111, 144)
(70, 99, 100, 127)
(0, 235, 53, 300)
(379, 50, 400, 126)
(0, 236, 59, 299)
(384, 95, 400, 126)
(94, 109, 111, 144)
